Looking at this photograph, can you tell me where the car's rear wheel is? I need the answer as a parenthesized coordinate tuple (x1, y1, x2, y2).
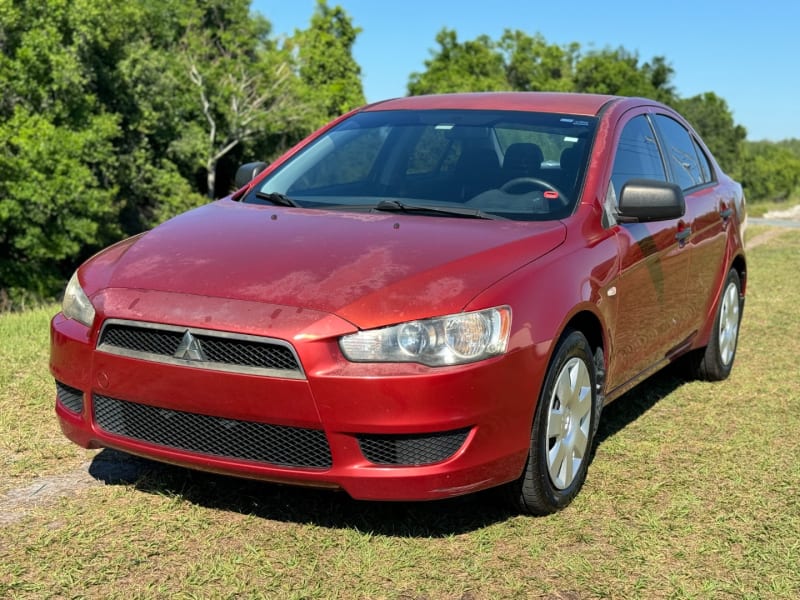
(507, 330, 598, 515)
(691, 269, 742, 381)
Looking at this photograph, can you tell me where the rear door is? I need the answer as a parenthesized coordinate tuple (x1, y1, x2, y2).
(651, 114, 728, 337)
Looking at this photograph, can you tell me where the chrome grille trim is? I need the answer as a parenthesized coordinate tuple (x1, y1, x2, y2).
(96, 319, 305, 379)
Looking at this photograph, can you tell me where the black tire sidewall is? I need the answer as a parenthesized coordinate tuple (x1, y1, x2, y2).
(519, 330, 597, 513)
(702, 269, 742, 381)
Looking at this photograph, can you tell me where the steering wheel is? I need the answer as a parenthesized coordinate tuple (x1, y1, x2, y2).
(499, 177, 568, 207)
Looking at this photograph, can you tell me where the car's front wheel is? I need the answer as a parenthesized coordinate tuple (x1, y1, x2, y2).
(507, 330, 598, 515)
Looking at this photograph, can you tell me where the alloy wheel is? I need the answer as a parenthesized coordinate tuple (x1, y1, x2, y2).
(545, 357, 592, 489)
(718, 281, 740, 366)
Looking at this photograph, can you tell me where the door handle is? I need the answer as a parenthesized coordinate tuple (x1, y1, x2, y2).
(675, 228, 691, 242)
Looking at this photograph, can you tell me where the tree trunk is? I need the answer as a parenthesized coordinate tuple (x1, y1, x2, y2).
(206, 159, 216, 199)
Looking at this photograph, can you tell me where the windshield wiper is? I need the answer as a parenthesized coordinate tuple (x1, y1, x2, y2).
(254, 191, 302, 207)
(372, 199, 500, 220)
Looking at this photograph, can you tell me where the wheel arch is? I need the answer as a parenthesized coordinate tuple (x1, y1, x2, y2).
(731, 253, 747, 297)
(559, 309, 607, 402)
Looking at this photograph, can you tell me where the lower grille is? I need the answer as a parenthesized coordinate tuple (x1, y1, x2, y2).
(56, 381, 84, 414)
(357, 428, 470, 466)
(93, 395, 331, 469)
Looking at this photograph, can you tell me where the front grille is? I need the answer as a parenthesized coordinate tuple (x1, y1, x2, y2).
(101, 325, 184, 356)
(56, 381, 84, 414)
(93, 394, 332, 469)
(358, 428, 470, 466)
(196, 336, 299, 371)
(97, 321, 302, 378)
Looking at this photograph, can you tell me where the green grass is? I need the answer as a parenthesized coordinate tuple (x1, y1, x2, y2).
(2, 231, 799, 599)
(0, 306, 94, 495)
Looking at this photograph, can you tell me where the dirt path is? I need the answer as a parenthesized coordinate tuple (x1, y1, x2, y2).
(748, 204, 800, 249)
(0, 464, 99, 525)
(763, 204, 800, 220)
(1, 451, 148, 526)
(747, 227, 790, 250)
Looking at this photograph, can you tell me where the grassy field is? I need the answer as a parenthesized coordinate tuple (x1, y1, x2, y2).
(1, 228, 798, 599)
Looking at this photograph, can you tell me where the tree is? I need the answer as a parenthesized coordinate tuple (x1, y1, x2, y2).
(737, 142, 800, 202)
(574, 48, 676, 102)
(675, 92, 746, 173)
(0, 0, 348, 304)
(407, 29, 677, 103)
(777, 138, 800, 158)
(175, 1, 305, 198)
(500, 30, 578, 92)
(408, 29, 507, 95)
(0, 0, 124, 302)
(293, 0, 365, 122)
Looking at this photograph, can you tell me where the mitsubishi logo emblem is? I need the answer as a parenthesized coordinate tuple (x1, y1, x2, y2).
(174, 331, 207, 361)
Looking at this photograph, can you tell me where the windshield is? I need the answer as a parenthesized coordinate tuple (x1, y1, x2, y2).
(244, 109, 597, 221)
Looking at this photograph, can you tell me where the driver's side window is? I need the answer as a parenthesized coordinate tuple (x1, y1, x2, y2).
(605, 115, 667, 226)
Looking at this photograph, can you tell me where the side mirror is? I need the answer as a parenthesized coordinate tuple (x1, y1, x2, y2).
(617, 179, 685, 222)
(234, 161, 269, 190)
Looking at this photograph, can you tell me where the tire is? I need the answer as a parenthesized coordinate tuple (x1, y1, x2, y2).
(692, 269, 743, 381)
(507, 330, 598, 515)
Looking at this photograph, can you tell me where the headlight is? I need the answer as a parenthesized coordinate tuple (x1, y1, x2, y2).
(340, 307, 511, 366)
(62, 271, 96, 327)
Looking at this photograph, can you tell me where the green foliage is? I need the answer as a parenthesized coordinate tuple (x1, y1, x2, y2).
(674, 92, 747, 173)
(408, 28, 676, 103)
(293, 0, 365, 122)
(408, 29, 507, 95)
(0, 108, 120, 300)
(177, 1, 296, 197)
(0, 0, 365, 305)
(574, 49, 676, 102)
(737, 142, 800, 202)
(0, 0, 124, 301)
(776, 138, 800, 158)
(500, 31, 578, 93)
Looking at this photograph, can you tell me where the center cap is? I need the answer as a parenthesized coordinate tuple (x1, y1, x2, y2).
(562, 408, 572, 436)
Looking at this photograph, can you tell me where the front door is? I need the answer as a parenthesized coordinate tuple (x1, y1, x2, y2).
(604, 113, 691, 389)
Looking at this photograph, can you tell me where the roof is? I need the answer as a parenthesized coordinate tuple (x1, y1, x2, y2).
(362, 92, 620, 117)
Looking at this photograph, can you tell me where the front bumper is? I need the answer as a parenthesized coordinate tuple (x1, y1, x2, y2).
(50, 289, 541, 501)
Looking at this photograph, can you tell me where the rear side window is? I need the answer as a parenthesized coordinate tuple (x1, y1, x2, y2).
(654, 115, 709, 191)
(693, 138, 714, 183)
(610, 115, 667, 196)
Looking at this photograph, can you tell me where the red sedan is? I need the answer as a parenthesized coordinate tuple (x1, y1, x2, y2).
(51, 93, 746, 514)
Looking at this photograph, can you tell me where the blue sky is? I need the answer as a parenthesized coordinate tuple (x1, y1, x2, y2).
(251, 0, 798, 141)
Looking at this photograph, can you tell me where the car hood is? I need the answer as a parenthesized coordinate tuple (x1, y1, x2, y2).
(88, 200, 565, 329)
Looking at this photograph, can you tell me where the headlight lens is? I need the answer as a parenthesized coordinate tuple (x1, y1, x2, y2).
(340, 307, 511, 366)
(62, 272, 95, 327)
